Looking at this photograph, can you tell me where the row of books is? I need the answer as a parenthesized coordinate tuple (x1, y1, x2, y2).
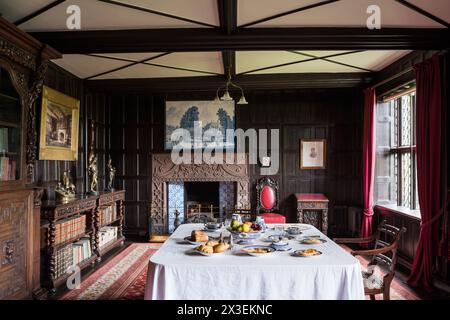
(72, 237, 93, 266)
(98, 204, 118, 226)
(0, 156, 16, 181)
(55, 215, 86, 245)
(99, 226, 118, 249)
(54, 237, 93, 279)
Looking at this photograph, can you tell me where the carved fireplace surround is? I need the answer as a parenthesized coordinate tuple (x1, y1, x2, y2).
(150, 153, 250, 235)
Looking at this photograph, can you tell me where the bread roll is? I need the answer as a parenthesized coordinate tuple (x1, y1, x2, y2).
(197, 244, 213, 253)
(206, 240, 219, 247)
(213, 243, 230, 253)
(191, 230, 209, 242)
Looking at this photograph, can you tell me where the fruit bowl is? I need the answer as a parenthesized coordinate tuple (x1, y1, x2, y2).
(227, 228, 263, 239)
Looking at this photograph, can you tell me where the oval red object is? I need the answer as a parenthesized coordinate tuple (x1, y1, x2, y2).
(260, 185, 275, 210)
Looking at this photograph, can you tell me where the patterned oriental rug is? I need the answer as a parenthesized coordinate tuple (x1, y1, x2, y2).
(61, 243, 161, 300)
(61, 243, 420, 300)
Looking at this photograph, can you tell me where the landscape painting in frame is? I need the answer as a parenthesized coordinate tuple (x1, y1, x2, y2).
(39, 86, 80, 161)
(165, 100, 235, 150)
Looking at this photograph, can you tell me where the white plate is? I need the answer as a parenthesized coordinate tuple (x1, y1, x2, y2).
(299, 238, 327, 245)
(187, 246, 230, 256)
(186, 248, 214, 256)
(203, 227, 222, 232)
(271, 245, 292, 251)
(241, 245, 275, 257)
(183, 236, 205, 245)
(292, 249, 323, 257)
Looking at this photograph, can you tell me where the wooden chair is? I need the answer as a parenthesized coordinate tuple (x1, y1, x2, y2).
(334, 220, 406, 300)
(256, 177, 286, 223)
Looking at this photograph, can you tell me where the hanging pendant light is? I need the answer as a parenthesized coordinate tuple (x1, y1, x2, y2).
(221, 90, 233, 101)
(215, 67, 247, 105)
(237, 94, 248, 105)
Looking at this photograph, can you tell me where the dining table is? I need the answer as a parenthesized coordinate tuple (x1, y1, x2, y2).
(144, 223, 365, 300)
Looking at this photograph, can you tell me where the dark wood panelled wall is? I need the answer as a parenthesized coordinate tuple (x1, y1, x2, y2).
(34, 63, 85, 198)
(34, 63, 109, 199)
(83, 88, 363, 237)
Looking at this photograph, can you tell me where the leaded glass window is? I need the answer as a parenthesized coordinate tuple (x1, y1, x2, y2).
(388, 90, 418, 210)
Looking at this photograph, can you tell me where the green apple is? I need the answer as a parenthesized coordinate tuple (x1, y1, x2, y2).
(231, 219, 240, 229)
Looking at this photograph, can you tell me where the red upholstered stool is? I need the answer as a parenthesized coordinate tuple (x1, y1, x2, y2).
(260, 213, 286, 224)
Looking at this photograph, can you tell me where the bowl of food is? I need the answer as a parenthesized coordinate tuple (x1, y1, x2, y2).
(286, 226, 302, 235)
(204, 222, 222, 231)
(228, 220, 264, 239)
(270, 237, 289, 249)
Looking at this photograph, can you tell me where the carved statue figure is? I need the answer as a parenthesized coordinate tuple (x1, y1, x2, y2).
(88, 151, 98, 195)
(106, 156, 116, 191)
(55, 170, 76, 202)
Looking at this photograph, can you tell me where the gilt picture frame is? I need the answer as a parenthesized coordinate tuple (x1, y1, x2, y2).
(300, 139, 326, 170)
(38, 86, 80, 161)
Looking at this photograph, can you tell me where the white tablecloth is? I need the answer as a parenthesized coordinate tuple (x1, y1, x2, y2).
(144, 223, 365, 300)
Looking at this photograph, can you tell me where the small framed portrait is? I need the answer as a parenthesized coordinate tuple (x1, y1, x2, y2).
(38, 86, 80, 161)
(260, 156, 271, 167)
(300, 139, 326, 170)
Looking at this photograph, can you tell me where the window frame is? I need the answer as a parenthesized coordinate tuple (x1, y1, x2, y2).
(385, 89, 419, 211)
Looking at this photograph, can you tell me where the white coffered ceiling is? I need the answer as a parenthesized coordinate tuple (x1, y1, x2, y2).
(0, 0, 447, 79)
(51, 50, 411, 80)
(2, 0, 449, 31)
(237, 0, 449, 28)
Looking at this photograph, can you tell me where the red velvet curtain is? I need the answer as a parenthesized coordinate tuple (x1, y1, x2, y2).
(360, 87, 376, 245)
(408, 55, 442, 291)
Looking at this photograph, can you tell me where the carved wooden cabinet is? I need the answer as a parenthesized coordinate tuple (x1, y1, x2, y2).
(41, 195, 98, 292)
(0, 17, 60, 299)
(40, 191, 125, 293)
(0, 190, 37, 299)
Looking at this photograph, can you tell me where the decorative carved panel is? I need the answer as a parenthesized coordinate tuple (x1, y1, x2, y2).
(0, 194, 29, 299)
(150, 153, 249, 234)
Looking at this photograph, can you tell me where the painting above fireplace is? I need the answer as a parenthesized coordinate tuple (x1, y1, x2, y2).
(165, 100, 235, 150)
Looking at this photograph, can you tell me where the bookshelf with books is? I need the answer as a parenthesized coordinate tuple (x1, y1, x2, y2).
(39, 190, 126, 292)
(0, 68, 23, 185)
(96, 190, 125, 259)
(40, 195, 98, 291)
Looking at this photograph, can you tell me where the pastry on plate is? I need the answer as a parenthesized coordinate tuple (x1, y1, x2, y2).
(297, 249, 320, 257)
(302, 238, 323, 244)
(191, 230, 209, 242)
(245, 248, 269, 254)
(197, 244, 213, 254)
(206, 240, 219, 247)
(213, 242, 230, 253)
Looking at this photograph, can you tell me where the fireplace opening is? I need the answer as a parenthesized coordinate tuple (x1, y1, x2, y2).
(185, 182, 219, 217)
(166, 181, 236, 232)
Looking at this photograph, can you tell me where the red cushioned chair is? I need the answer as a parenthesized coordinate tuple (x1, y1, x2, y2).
(256, 177, 286, 224)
